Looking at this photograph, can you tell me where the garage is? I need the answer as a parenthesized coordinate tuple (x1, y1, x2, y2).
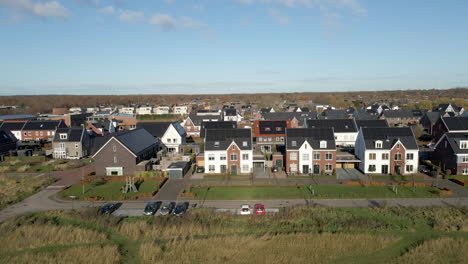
(167, 161, 191, 179)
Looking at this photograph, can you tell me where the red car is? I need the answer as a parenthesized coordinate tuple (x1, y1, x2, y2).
(254, 204, 266, 215)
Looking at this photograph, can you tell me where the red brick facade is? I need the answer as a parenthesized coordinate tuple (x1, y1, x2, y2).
(390, 143, 406, 174)
(227, 143, 241, 174)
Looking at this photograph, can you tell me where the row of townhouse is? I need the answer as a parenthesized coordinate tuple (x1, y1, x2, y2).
(117, 105, 190, 115)
(0, 120, 65, 141)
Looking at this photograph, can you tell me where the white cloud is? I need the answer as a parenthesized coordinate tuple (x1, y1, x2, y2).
(119, 9, 145, 23)
(0, 0, 68, 18)
(149, 13, 177, 31)
(233, 0, 366, 14)
(98, 5, 114, 14)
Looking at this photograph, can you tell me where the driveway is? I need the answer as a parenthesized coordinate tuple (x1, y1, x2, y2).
(336, 168, 366, 181)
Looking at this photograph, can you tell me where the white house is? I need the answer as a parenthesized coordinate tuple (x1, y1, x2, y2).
(137, 121, 186, 153)
(173, 105, 189, 115)
(153, 106, 170, 115)
(136, 106, 153, 115)
(223, 108, 242, 122)
(306, 119, 358, 147)
(204, 128, 253, 174)
(119, 107, 135, 115)
(354, 127, 419, 175)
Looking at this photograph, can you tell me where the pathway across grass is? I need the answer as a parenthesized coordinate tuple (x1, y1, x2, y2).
(190, 184, 442, 200)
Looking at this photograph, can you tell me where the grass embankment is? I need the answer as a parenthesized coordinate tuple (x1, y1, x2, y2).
(59, 180, 161, 200)
(0, 175, 55, 209)
(0, 156, 91, 174)
(190, 184, 441, 200)
(0, 206, 466, 263)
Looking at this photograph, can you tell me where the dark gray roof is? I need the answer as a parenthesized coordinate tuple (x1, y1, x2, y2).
(361, 127, 418, 150)
(53, 127, 85, 142)
(258, 120, 288, 135)
(137, 122, 171, 138)
(442, 117, 468, 131)
(0, 114, 36, 121)
(0, 121, 26, 131)
(307, 119, 357, 133)
(262, 112, 317, 123)
(224, 108, 237, 116)
(187, 113, 222, 126)
(167, 161, 190, 169)
(423, 112, 442, 124)
(286, 128, 336, 150)
(353, 109, 379, 120)
(319, 109, 350, 119)
(93, 128, 158, 156)
(205, 128, 252, 151)
(443, 132, 468, 154)
(0, 129, 17, 146)
(23, 120, 62, 131)
(200, 121, 237, 138)
(355, 119, 389, 129)
(382, 110, 420, 118)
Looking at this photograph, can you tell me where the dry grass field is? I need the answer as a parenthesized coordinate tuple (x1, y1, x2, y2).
(0, 206, 466, 264)
(0, 175, 55, 209)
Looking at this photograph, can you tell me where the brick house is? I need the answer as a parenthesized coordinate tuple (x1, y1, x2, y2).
(262, 112, 317, 128)
(432, 117, 468, 142)
(354, 127, 419, 175)
(108, 113, 137, 130)
(92, 128, 161, 176)
(380, 110, 424, 126)
(285, 128, 336, 175)
(0, 121, 26, 140)
(204, 128, 253, 175)
(432, 132, 468, 175)
(21, 120, 64, 142)
(306, 119, 358, 147)
(52, 127, 91, 159)
(183, 113, 222, 137)
(253, 120, 292, 153)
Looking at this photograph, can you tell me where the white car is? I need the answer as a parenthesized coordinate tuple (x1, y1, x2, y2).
(240, 204, 251, 215)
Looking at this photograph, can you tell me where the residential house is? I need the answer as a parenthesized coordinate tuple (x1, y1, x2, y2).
(21, 120, 64, 141)
(137, 122, 187, 153)
(153, 106, 171, 115)
(86, 120, 117, 136)
(200, 121, 237, 138)
(285, 128, 336, 175)
(0, 121, 26, 140)
(0, 129, 18, 158)
(173, 105, 189, 115)
(119, 107, 135, 115)
(432, 117, 468, 142)
(183, 113, 222, 137)
(355, 119, 389, 130)
(352, 109, 380, 120)
(87, 110, 111, 122)
(432, 132, 468, 175)
(223, 108, 242, 122)
(109, 113, 137, 130)
(380, 110, 424, 126)
(318, 109, 352, 120)
(432, 103, 464, 116)
(420, 112, 443, 134)
(354, 127, 419, 175)
(253, 120, 292, 152)
(136, 106, 153, 115)
(306, 119, 358, 147)
(262, 112, 317, 127)
(69, 107, 83, 114)
(92, 128, 161, 176)
(52, 108, 68, 115)
(204, 128, 253, 175)
(52, 127, 91, 159)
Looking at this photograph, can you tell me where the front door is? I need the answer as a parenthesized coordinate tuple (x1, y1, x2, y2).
(313, 164, 320, 174)
(275, 159, 283, 168)
(231, 165, 237, 175)
(221, 165, 227, 173)
(382, 165, 389, 174)
(394, 165, 401, 175)
(302, 165, 309, 174)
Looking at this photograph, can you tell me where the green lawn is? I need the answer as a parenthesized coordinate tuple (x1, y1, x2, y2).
(371, 175, 427, 181)
(59, 180, 160, 200)
(190, 184, 442, 200)
(203, 174, 252, 179)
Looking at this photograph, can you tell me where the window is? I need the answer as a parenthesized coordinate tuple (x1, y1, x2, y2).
(320, 141, 327, 148)
(214, 141, 220, 147)
(173, 138, 177, 143)
(406, 165, 413, 173)
(325, 164, 332, 171)
(396, 144, 400, 149)
(242, 164, 249, 172)
(382, 153, 389, 160)
(75, 143, 79, 148)
(220, 154, 226, 160)
(290, 152, 298, 160)
(406, 153, 414, 160)
(375, 140, 382, 148)
(243, 141, 248, 147)
(325, 152, 333, 160)
(230, 153, 237, 161)
(368, 165, 376, 172)
(232, 145, 235, 150)
(313, 153, 320, 160)
(394, 153, 402, 161)
(209, 165, 215, 172)
(276, 127, 282, 131)
(265, 127, 271, 131)
(167, 138, 172, 143)
(208, 154, 215, 161)
(302, 153, 309, 160)
(39, 131, 43, 136)
(113, 156, 117, 163)
(112, 145, 117, 152)
(242, 154, 249, 160)
(290, 163, 297, 172)
(462, 168, 468, 175)
(462, 156, 468, 162)
(291, 141, 297, 147)
(460, 141, 468, 149)
(369, 153, 376, 160)
(60, 133, 67, 139)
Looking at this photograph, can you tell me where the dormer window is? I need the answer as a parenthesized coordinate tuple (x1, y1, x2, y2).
(461, 141, 468, 149)
(292, 141, 297, 147)
(242, 141, 248, 147)
(276, 127, 282, 131)
(265, 127, 271, 131)
(320, 140, 327, 148)
(214, 141, 220, 147)
(59, 133, 67, 139)
(375, 140, 383, 149)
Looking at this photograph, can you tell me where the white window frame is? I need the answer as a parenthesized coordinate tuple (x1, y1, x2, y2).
(313, 153, 320, 160)
(325, 152, 332, 160)
(208, 154, 215, 161)
(290, 152, 298, 161)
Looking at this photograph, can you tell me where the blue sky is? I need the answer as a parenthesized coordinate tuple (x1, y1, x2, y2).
(0, 0, 467, 95)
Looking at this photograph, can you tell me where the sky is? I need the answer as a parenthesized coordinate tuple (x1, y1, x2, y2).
(0, 0, 467, 95)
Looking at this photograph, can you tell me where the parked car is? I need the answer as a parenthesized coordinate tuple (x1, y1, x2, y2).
(99, 203, 122, 215)
(159, 202, 176, 215)
(240, 204, 251, 215)
(173, 202, 189, 215)
(143, 201, 162, 216)
(419, 165, 430, 174)
(196, 166, 205, 173)
(254, 204, 266, 215)
(271, 166, 279, 173)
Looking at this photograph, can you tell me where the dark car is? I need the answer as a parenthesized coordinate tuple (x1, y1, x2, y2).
(143, 201, 162, 216)
(99, 203, 122, 215)
(271, 166, 279, 173)
(196, 166, 205, 173)
(173, 202, 189, 215)
(159, 202, 176, 215)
